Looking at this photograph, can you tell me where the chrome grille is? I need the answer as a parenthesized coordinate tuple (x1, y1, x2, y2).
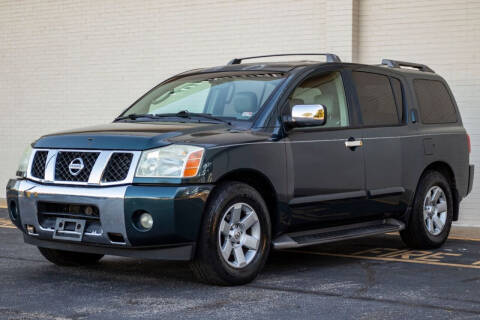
(102, 153, 133, 182)
(31, 151, 48, 179)
(27, 149, 141, 185)
(55, 151, 100, 182)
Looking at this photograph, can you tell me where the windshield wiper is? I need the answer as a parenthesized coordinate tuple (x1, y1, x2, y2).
(114, 113, 162, 121)
(173, 110, 232, 125)
(114, 110, 231, 125)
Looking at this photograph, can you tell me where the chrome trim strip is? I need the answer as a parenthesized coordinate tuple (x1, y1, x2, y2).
(208, 132, 466, 149)
(368, 186, 405, 197)
(88, 151, 113, 184)
(289, 190, 367, 205)
(345, 140, 363, 148)
(26, 149, 142, 186)
(44, 150, 58, 182)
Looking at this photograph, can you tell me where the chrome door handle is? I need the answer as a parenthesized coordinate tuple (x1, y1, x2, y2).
(345, 140, 363, 148)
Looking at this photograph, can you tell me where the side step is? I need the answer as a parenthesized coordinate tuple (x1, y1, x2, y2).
(273, 219, 405, 250)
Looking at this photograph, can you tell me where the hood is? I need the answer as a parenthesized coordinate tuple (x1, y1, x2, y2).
(33, 121, 233, 150)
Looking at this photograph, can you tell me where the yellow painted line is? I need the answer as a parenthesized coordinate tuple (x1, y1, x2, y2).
(448, 236, 480, 242)
(386, 231, 480, 242)
(290, 250, 480, 270)
(0, 218, 15, 229)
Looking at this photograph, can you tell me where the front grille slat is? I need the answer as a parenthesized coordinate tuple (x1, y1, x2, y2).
(31, 151, 48, 179)
(102, 153, 133, 182)
(55, 151, 100, 182)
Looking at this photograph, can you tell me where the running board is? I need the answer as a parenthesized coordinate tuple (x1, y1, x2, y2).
(273, 219, 405, 250)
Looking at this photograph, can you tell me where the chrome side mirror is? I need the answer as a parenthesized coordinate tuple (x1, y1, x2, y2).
(286, 104, 327, 127)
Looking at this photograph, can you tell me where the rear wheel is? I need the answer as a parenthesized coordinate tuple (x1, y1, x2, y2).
(191, 181, 271, 285)
(400, 171, 453, 249)
(38, 247, 104, 266)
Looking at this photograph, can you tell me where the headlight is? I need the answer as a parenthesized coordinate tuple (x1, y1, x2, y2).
(135, 145, 204, 178)
(16, 144, 33, 178)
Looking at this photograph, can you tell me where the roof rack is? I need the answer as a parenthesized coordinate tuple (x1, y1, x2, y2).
(381, 59, 434, 73)
(227, 53, 341, 65)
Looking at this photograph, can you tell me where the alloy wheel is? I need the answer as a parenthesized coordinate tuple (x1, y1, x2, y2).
(423, 186, 448, 236)
(218, 203, 261, 268)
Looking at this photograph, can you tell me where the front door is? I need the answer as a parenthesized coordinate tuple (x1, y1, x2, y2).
(284, 70, 368, 229)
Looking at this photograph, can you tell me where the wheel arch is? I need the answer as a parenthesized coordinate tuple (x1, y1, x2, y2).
(214, 168, 279, 233)
(417, 161, 460, 221)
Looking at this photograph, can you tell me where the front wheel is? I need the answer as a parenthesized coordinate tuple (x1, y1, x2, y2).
(400, 170, 453, 249)
(191, 182, 271, 285)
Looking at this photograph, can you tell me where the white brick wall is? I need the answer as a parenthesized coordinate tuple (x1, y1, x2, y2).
(325, 0, 358, 61)
(358, 0, 480, 226)
(0, 0, 327, 195)
(1, 0, 479, 225)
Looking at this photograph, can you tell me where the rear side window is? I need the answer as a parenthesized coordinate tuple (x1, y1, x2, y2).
(352, 72, 399, 126)
(414, 79, 457, 124)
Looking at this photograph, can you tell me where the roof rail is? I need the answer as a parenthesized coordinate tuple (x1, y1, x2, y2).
(227, 53, 341, 65)
(381, 59, 434, 73)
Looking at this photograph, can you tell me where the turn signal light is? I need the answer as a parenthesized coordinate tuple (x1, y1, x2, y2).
(183, 150, 204, 177)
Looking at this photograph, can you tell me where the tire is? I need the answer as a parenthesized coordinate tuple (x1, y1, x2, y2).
(191, 181, 271, 286)
(400, 170, 454, 249)
(38, 247, 104, 266)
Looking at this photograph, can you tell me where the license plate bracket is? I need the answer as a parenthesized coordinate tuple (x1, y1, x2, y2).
(53, 218, 86, 242)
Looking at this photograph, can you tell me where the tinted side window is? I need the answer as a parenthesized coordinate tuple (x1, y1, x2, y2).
(414, 79, 457, 124)
(352, 72, 399, 126)
(390, 78, 403, 122)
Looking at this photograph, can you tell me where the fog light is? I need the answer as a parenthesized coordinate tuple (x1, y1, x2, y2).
(139, 212, 153, 230)
(84, 206, 94, 216)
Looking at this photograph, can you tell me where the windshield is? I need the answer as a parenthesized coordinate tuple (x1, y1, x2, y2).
(120, 72, 285, 121)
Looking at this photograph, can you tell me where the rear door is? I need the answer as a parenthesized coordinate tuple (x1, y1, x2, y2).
(350, 69, 408, 216)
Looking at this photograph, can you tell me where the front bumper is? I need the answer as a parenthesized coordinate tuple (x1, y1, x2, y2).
(6, 179, 213, 261)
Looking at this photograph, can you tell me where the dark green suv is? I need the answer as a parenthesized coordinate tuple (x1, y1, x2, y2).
(6, 54, 474, 285)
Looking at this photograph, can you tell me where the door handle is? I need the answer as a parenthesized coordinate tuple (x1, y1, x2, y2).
(345, 139, 363, 148)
